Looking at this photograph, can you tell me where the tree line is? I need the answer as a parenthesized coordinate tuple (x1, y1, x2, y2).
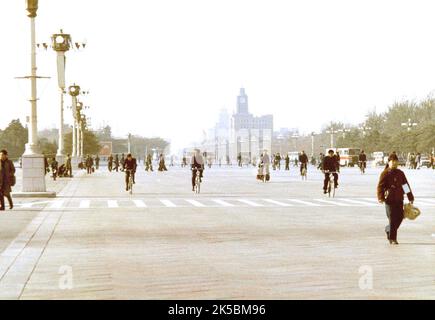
(0, 120, 171, 161)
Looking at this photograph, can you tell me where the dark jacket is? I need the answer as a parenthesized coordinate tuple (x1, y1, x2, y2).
(377, 168, 414, 204)
(299, 153, 309, 164)
(359, 153, 367, 162)
(0, 159, 16, 193)
(124, 158, 137, 172)
(322, 155, 338, 172)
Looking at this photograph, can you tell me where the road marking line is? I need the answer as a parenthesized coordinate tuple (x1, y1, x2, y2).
(287, 199, 322, 206)
(263, 199, 293, 207)
(160, 199, 177, 208)
(49, 200, 65, 209)
(314, 199, 351, 206)
(20, 201, 51, 209)
(418, 198, 435, 204)
(79, 200, 90, 208)
(238, 199, 264, 207)
(108, 200, 119, 208)
(416, 200, 435, 206)
(133, 200, 147, 208)
(339, 199, 377, 206)
(185, 199, 206, 207)
(362, 198, 380, 203)
(213, 199, 235, 207)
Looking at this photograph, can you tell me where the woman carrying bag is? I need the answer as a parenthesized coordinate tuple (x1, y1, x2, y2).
(377, 153, 415, 245)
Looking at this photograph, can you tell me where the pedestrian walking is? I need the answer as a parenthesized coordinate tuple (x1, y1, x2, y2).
(114, 154, 119, 172)
(285, 154, 290, 171)
(158, 154, 168, 171)
(108, 154, 113, 172)
(377, 153, 415, 245)
(0, 150, 16, 211)
(51, 157, 59, 181)
(95, 155, 100, 170)
(85, 155, 94, 174)
(120, 153, 125, 172)
(65, 154, 72, 177)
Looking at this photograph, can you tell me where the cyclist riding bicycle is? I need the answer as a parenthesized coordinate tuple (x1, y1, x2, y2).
(359, 150, 367, 171)
(191, 149, 205, 191)
(322, 149, 339, 194)
(299, 150, 309, 175)
(124, 153, 137, 191)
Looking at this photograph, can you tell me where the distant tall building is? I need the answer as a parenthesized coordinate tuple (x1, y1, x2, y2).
(197, 89, 273, 163)
(230, 88, 273, 161)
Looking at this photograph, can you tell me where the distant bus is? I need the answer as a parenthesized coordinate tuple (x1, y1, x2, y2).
(325, 148, 360, 167)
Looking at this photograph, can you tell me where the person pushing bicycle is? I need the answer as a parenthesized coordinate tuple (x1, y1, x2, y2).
(124, 153, 137, 191)
(299, 150, 309, 176)
(190, 149, 204, 191)
(322, 149, 339, 194)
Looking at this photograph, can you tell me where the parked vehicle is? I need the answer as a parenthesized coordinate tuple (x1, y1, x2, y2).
(372, 152, 387, 166)
(326, 148, 360, 167)
(420, 156, 431, 168)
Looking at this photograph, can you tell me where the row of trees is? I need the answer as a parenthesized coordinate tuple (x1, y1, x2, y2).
(95, 125, 170, 156)
(334, 98, 435, 154)
(274, 97, 435, 156)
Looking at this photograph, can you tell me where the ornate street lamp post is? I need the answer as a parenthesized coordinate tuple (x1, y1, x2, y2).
(51, 30, 71, 162)
(311, 132, 316, 158)
(69, 84, 80, 158)
(18, 1, 54, 196)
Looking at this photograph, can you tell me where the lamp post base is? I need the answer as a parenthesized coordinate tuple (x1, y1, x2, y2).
(56, 154, 65, 166)
(21, 154, 53, 194)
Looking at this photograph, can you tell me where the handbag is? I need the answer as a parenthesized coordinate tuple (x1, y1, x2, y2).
(404, 203, 421, 220)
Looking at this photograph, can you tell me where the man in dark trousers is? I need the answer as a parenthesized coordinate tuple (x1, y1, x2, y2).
(124, 153, 137, 191)
(51, 157, 59, 181)
(108, 154, 113, 172)
(285, 154, 290, 171)
(85, 155, 94, 174)
(95, 155, 100, 170)
(377, 153, 414, 245)
(114, 154, 119, 172)
(65, 154, 72, 177)
(322, 149, 339, 194)
(237, 152, 242, 167)
(299, 151, 309, 175)
(120, 153, 125, 172)
(0, 150, 15, 211)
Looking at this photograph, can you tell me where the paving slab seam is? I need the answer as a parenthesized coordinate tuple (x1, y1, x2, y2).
(0, 172, 83, 299)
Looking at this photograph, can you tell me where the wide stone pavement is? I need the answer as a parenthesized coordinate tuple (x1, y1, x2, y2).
(0, 164, 434, 299)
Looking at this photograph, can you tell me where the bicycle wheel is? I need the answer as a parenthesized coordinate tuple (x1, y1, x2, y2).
(332, 184, 336, 198)
(196, 179, 201, 194)
(327, 180, 332, 197)
(129, 177, 133, 195)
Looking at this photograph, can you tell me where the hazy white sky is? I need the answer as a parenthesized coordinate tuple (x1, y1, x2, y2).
(2, 0, 435, 152)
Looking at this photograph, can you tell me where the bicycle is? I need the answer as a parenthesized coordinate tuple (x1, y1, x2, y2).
(300, 163, 307, 180)
(256, 163, 270, 183)
(324, 171, 338, 198)
(359, 161, 366, 174)
(192, 167, 201, 194)
(126, 169, 134, 195)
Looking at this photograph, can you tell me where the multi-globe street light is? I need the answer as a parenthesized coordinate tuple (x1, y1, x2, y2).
(326, 125, 339, 149)
(401, 118, 418, 131)
(359, 124, 372, 137)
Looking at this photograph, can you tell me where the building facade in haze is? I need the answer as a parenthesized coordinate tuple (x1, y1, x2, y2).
(229, 88, 273, 162)
(200, 88, 273, 164)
